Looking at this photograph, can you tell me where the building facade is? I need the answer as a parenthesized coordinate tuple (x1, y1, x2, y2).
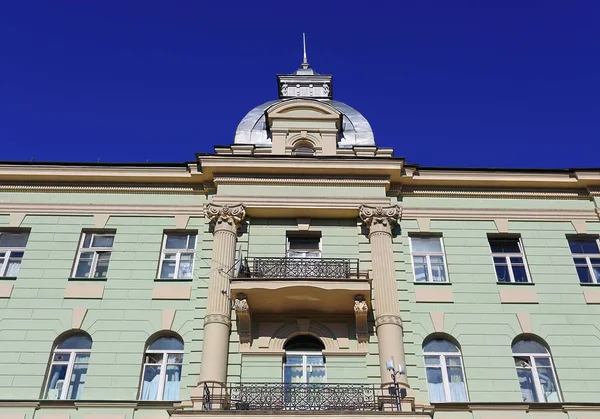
(0, 57, 600, 419)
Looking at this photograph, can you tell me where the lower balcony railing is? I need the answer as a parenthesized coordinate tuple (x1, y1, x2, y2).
(202, 382, 403, 412)
(239, 257, 360, 280)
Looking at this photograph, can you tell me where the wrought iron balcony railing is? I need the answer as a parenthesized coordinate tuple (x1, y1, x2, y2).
(238, 257, 360, 280)
(202, 382, 404, 412)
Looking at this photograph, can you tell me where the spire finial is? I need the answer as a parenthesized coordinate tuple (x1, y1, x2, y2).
(301, 33, 309, 69)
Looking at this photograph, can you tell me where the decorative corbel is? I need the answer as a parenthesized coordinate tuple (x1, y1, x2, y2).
(354, 295, 369, 344)
(234, 293, 251, 346)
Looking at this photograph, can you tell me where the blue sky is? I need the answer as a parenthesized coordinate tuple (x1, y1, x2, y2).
(1, 1, 598, 168)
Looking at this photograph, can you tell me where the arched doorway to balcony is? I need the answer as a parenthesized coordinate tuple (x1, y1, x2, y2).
(283, 335, 326, 384)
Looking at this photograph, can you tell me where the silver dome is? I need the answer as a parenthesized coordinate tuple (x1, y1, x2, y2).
(233, 98, 375, 148)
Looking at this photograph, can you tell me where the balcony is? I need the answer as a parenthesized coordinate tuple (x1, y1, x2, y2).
(201, 382, 404, 412)
(231, 257, 370, 314)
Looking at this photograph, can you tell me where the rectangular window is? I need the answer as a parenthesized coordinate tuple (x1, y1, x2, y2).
(286, 232, 321, 259)
(72, 231, 115, 279)
(568, 237, 600, 284)
(409, 236, 448, 283)
(158, 232, 196, 279)
(489, 236, 531, 283)
(0, 231, 30, 277)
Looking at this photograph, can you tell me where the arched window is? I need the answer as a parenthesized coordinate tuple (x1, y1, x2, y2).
(423, 338, 468, 402)
(139, 335, 184, 401)
(512, 337, 561, 402)
(292, 143, 315, 156)
(43, 333, 92, 400)
(283, 335, 326, 384)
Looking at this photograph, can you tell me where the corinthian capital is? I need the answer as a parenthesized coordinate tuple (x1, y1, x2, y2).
(206, 203, 246, 232)
(359, 204, 402, 233)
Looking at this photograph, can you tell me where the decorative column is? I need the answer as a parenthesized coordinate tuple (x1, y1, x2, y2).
(359, 205, 407, 387)
(198, 203, 246, 387)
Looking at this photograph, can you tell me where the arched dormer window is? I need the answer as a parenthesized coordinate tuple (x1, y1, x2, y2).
(512, 336, 561, 402)
(292, 143, 315, 156)
(423, 337, 468, 402)
(283, 335, 326, 384)
(139, 335, 184, 401)
(43, 332, 92, 400)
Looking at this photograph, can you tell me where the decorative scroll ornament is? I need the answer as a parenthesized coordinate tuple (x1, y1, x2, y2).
(354, 295, 369, 344)
(206, 203, 246, 231)
(359, 205, 402, 231)
(234, 293, 251, 346)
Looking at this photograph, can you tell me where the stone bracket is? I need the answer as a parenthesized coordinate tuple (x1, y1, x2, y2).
(234, 293, 251, 347)
(354, 295, 369, 343)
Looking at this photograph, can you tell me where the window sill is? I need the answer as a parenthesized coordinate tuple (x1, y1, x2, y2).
(413, 281, 452, 285)
(154, 278, 193, 282)
(579, 282, 600, 286)
(68, 277, 108, 282)
(0, 276, 17, 281)
(496, 281, 535, 285)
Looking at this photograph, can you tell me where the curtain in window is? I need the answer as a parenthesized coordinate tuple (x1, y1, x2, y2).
(6, 259, 21, 276)
(517, 369, 537, 402)
(45, 365, 67, 400)
(446, 361, 468, 402)
(163, 365, 182, 400)
(141, 366, 161, 400)
(67, 361, 88, 400)
(425, 367, 446, 402)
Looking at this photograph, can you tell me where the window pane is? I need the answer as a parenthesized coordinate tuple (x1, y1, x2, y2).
(489, 238, 521, 254)
(145, 353, 164, 364)
(512, 265, 529, 283)
(424, 355, 440, 365)
(148, 336, 184, 351)
(285, 355, 303, 365)
(423, 339, 460, 353)
(288, 236, 320, 251)
(82, 233, 92, 248)
(165, 235, 188, 249)
(163, 364, 182, 400)
(593, 266, 600, 283)
(0, 232, 29, 247)
(140, 365, 161, 400)
(160, 259, 176, 279)
(53, 352, 71, 362)
(512, 340, 548, 354)
(57, 335, 92, 350)
(187, 235, 196, 249)
(307, 365, 327, 384)
(168, 353, 183, 363)
(91, 234, 114, 248)
(66, 362, 88, 400)
(414, 263, 429, 282)
(425, 367, 446, 402)
(431, 263, 447, 282)
(45, 364, 67, 399)
(568, 238, 599, 254)
(510, 257, 524, 264)
(446, 366, 468, 402)
(446, 356, 462, 366)
(576, 266, 593, 283)
(178, 254, 193, 279)
(495, 265, 511, 282)
(306, 355, 325, 366)
(537, 366, 560, 402)
(493, 257, 507, 265)
(283, 365, 304, 383)
(93, 252, 110, 278)
(516, 368, 538, 402)
(430, 256, 444, 264)
(74, 253, 94, 278)
(534, 357, 551, 367)
(411, 237, 442, 253)
(5, 259, 22, 276)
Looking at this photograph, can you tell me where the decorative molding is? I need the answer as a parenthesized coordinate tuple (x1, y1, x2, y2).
(205, 203, 246, 231)
(430, 312, 444, 333)
(399, 186, 589, 200)
(0, 202, 204, 217)
(204, 314, 231, 327)
(516, 313, 532, 334)
(71, 308, 88, 329)
(162, 309, 176, 330)
(374, 315, 403, 328)
(213, 175, 390, 188)
(296, 318, 311, 333)
(174, 215, 190, 229)
(234, 294, 251, 346)
(416, 218, 430, 232)
(9, 213, 25, 227)
(402, 207, 598, 221)
(0, 184, 203, 195)
(93, 214, 110, 229)
(571, 220, 587, 234)
(152, 285, 192, 300)
(499, 289, 538, 304)
(354, 295, 369, 343)
(494, 219, 509, 233)
(415, 288, 454, 303)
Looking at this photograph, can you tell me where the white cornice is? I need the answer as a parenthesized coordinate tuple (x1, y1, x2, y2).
(399, 187, 589, 200)
(0, 203, 205, 217)
(0, 184, 203, 195)
(402, 207, 598, 221)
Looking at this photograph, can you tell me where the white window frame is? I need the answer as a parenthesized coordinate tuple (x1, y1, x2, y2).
(408, 236, 450, 283)
(139, 342, 184, 401)
(423, 348, 468, 402)
(0, 231, 29, 277)
(282, 350, 327, 384)
(488, 236, 532, 283)
(44, 341, 91, 400)
(71, 231, 115, 279)
(513, 349, 562, 402)
(286, 234, 322, 259)
(158, 232, 197, 279)
(568, 237, 600, 284)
